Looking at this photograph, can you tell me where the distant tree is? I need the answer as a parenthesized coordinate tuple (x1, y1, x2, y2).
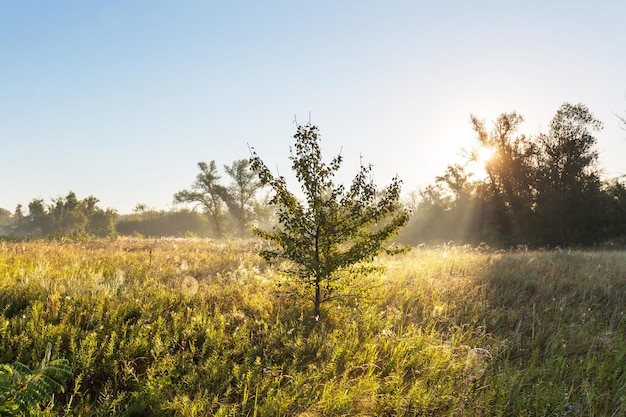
(116, 208, 210, 237)
(436, 164, 475, 202)
(251, 192, 278, 231)
(0, 208, 11, 234)
(174, 161, 226, 238)
(8, 193, 116, 239)
(397, 166, 494, 245)
(218, 159, 263, 237)
(470, 112, 538, 243)
(9, 204, 25, 235)
(13, 204, 24, 221)
(250, 123, 409, 319)
(133, 203, 152, 214)
(25, 199, 50, 236)
(79, 195, 117, 238)
(536, 103, 603, 245)
(599, 177, 626, 243)
(50, 191, 88, 236)
(404, 103, 620, 248)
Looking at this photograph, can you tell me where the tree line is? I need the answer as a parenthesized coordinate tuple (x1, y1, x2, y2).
(0, 192, 117, 239)
(2, 102, 624, 247)
(397, 103, 626, 248)
(0, 160, 273, 240)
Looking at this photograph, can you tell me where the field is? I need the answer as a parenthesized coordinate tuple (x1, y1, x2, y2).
(1, 239, 625, 416)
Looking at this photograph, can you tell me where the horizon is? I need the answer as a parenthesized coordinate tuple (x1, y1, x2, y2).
(2, 1, 626, 214)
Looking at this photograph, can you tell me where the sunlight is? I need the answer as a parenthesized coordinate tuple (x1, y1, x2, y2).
(476, 146, 495, 165)
(466, 145, 496, 179)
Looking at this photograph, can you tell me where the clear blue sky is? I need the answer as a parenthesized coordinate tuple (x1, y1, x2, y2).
(2, 1, 625, 214)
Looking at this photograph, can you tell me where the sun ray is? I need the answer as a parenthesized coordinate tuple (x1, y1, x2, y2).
(476, 146, 495, 165)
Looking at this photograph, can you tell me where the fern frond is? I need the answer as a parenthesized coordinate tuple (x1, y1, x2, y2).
(0, 346, 72, 416)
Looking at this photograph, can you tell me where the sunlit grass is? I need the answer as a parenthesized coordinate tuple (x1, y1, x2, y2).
(1, 239, 625, 415)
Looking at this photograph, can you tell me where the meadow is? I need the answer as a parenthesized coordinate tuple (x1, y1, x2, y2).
(1, 238, 625, 416)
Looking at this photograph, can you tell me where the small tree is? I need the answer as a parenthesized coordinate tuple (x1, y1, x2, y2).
(250, 124, 409, 319)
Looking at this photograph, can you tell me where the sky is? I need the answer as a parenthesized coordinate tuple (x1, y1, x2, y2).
(2, 1, 626, 214)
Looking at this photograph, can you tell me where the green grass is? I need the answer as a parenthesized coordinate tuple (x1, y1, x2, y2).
(1, 238, 625, 416)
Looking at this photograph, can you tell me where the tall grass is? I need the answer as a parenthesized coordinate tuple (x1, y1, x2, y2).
(1, 238, 625, 416)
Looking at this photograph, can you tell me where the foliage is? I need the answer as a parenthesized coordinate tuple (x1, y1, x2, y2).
(115, 207, 212, 238)
(599, 178, 626, 243)
(174, 160, 266, 238)
(249, 123, 409, 318)
(535, 103, 604, 246)
(402, 102, 626, 248)
(471, 112, 538, 242)
(174, 161, 226, 238)
(218, 159, 264, 237)
(2, 192, 117, 240)
(0, 210, 13, 238)
(1, 239, 626, 415)
(0, 344, 71, 416)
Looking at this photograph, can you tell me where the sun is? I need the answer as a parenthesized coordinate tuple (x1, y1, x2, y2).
(466, 145, 496, 179)
(476, 146, 496, 165)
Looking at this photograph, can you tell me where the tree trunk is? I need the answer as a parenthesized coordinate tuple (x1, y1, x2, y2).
(212, 215, 223, 239)
(314, 279, 321, 319)
(313, 226, 321, 319)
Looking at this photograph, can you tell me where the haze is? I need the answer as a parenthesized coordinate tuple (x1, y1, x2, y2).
(2, 1, 625, 214)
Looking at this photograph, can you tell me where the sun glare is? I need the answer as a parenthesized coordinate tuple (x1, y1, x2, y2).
(467, 146, 496, 179)
(476, 146, 495, 165)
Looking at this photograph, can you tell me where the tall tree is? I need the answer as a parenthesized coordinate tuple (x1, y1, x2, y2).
(250, 124, 409, 319)
(536, 103, 603, 245)
(470, 112, 538, 243)
(404, 103, 622, 247)
(174, 161, 226, 238)
(218, 159, 263, 237)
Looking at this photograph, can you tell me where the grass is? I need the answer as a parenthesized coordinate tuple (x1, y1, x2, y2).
(1, 238, 625, 416)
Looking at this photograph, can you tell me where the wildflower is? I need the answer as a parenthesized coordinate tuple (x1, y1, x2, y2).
(566, 402, 581, 409)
